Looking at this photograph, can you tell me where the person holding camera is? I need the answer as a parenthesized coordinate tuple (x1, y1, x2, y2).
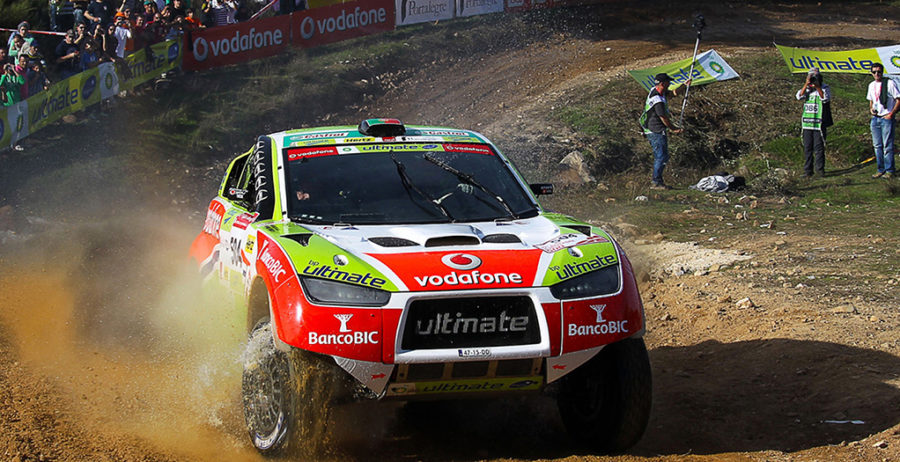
(867, 62, 900, 179)
(795, 67, 832, 178)
(0, 62, 25, 106)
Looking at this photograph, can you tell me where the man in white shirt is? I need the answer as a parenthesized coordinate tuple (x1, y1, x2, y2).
(867, 62, 900, 178)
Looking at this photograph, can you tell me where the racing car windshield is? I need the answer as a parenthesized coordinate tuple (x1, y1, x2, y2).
(284, 143, 539, 225)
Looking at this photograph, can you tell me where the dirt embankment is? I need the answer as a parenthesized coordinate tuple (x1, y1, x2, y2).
(0, 2, 899, 461)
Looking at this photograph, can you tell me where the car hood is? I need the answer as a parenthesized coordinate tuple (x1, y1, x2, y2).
(268, 214, 620, 293)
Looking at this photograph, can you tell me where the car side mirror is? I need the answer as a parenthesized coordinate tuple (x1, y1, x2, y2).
(529, 183, 553, 195)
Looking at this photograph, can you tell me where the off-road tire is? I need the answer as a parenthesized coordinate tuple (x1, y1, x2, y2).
(557, 337, 652, 454)
(242, 319, 294, 455)
(241, 318, 347, 456)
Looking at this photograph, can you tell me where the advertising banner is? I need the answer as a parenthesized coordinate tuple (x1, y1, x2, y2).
(292, 0, 395, 48)
(307, 0, 348, 7)
(28, 68, 100, 133)
(183, 15, 290, 71)
(395, 0, 454, 26)
(456, 0, 503, 17)
(123, 39, 183, 89)
(776, 43, 900, 75)
(98, 62, 120, 99)
(505, 0, 529, 12)
(627, 49, 739, 92)
(1, 101, 29, 148)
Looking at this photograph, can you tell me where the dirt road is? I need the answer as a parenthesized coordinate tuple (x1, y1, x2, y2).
(1, 2, 898, 461)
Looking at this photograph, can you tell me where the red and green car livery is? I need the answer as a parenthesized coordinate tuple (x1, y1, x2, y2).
(191, 119, 651, 454)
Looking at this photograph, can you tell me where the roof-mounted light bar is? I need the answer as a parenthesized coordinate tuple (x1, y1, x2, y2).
(358, 118, 406, 137)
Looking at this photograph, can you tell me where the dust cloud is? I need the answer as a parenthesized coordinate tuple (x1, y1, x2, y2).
(0, 214, 263, 461)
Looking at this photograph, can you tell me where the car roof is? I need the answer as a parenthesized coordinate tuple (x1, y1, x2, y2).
(268, 123, 492, 151)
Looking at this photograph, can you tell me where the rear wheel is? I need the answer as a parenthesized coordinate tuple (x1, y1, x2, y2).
(557, 337, 652, 454)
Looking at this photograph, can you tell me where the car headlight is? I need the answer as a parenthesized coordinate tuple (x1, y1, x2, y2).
(549, 264, 620, 300)
(300, 277, 390, 306)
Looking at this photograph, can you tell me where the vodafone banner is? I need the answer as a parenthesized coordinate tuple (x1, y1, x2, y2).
(396, 0, 454, 26)
(456, 0, 503, 17)
(292, 0, 395, 49)
(183, 14, 291, 71)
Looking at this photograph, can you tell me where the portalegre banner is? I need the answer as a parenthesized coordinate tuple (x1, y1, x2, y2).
(775, 43, 900, 75)
(456, 0, 503, 17)
(627, 49, 739, 92)
(395, 0, 454, 26)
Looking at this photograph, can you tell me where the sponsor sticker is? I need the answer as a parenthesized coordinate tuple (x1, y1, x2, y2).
(232, 211, 260, 230)
(287, 146, 339, 160)
(385, 376, 543, 396)
(301, 263, 387, 289)
(536, 233, 609, 253)
(259, 240, 288, 283)
(567, 304, 630, 337)
(308, 313, 379, 345)
(441, 143, 494, 155)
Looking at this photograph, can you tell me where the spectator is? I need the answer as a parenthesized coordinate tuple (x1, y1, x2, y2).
(13, 53, 29, 78)
(170, 0, 187, 18)
(0, 48, 9, 67)
(80, 36, 101, 70)
(141, 0, 158, 22)
(84, 0, 113, 28)
(183, 7, 205, 29)
(7, 22, 35, 49)
(55, 29, 81, 78)
(638, 73, 690, 189)
(72, 0, 89, 28)
(0, 63, 25, 106)
(50, 0, 63, 31)
(73, 21, 89, 49)
(110, 16, 132, 58)
(103, 19, 133, 79)
(208, 0, 236, 26)
(795, 67, 832, 178)
(867, 62, 900, 179)
(24, 60, 50, 99)
(133, 14, 159, 61)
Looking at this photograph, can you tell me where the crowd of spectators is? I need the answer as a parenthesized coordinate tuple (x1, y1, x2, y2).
(2, 0, 305, 107)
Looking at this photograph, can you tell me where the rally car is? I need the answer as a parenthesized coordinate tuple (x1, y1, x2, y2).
(190, 118, 651, 455)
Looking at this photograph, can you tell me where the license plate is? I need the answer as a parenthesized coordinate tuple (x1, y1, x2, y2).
(458, 348, 491, 358)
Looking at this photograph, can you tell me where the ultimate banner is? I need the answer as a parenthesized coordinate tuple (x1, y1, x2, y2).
(628, 49, 739, 91)
(775, 44, 900, 74)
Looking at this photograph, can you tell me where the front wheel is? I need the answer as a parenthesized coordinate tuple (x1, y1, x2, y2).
(242, 319, 294, 454)
(557, 337, 652, 454)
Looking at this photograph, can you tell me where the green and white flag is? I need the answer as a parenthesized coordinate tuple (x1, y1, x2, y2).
(628, 49, 739, 91)
(776, 43, 900, 74)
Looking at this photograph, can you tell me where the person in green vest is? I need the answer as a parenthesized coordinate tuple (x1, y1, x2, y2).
(639, 73, 690, 190)
(795, 67, 832, 177)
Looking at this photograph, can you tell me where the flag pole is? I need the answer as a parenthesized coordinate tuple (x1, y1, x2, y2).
(679, 14, 705, 128)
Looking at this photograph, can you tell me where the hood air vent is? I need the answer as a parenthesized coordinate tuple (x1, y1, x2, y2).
(482, 233, 522, 244)
(369, 237, 419, 247)
(565, 225, 592, 236)
(424, 236, 481, 247)
(283, 233, 313, 246)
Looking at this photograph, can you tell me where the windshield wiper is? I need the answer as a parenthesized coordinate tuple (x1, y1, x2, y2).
(391, 152, 454, 221)
(423, 153, 517, 219)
